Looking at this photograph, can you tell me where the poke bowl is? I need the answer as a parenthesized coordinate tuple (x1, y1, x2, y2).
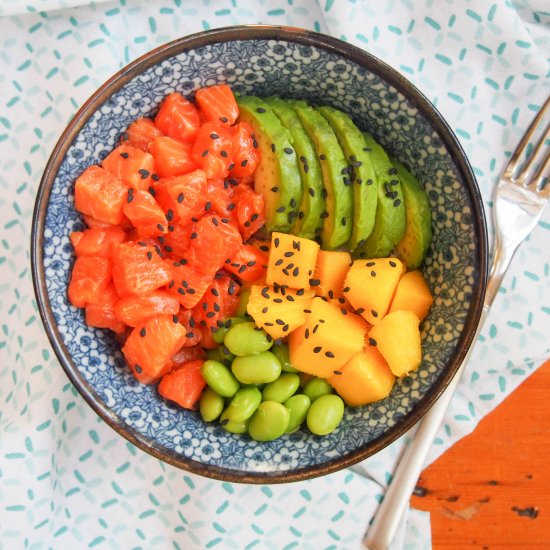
(31, 25, 488, 483)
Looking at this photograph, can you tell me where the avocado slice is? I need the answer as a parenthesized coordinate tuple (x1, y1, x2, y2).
(317, 106, 378, 249)
(264, 97, 324, 240)
(236, 95, 302, 232)
(392, 159, 432, 269)
(291, 100, 352, 250)
(356, 133, 406, 258)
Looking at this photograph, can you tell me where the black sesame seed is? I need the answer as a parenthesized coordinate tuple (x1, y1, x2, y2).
(201, 149, 209, 157)
(309, 278, 320, 286)
(271, 143, 276, 153)
(168, 225, 175, 232)
(290, 198, 297, 209)
(271, 186, 279, 193)
(120, 152, 129, 159)
(177, 288, 185, 295)
(303, 164, 309, 173)
(274, 237, 280, 248)
(333, 370, 342, 375)
(186, 288, 195, 295)
(356, 307, 365, 314)
(394, 199, 401, 207)
(343, 286, 350, 293)
(275, 259, 284, 266)
(148, 186, 156, 196)
(157, 223, 164, 232)
(320, 212, 329, 219)
(276, 206, 286, 213)
(389, 260, 397, 267)
(139, 169, 150, 179)
(210, 133, 219, 140)
(313, 346, 322, 353)
(369, 338, 377, 346)
(205, 201, 212, 211)
(177, 193, 184, 203)
(275, 319, 285, 325)
(135, 364, 142, 373)
(140, 327, 146, 337)
(312, 324, 319, 334)
(262, 307, 268, 314)
(259, 245, 269, 252)
(146, 251, 153, 260)
(371, 310, 379, 318)
(319, 154, 326, 160)
(227, 203, 235, 210)
(342, 217, 347, 226)
(284, 147, 293, 155)
(292, 267, 299, 277)
(256, 107, 266, 113)
(325, 351, 335, 358)
(220, 150, 228, 158)
(366, 261, 375, 267)
(238, 265, 246, 273)
(388, 167, 398, 175)
(168, 280, 175, 289)
(283, 251, 294, 258)
(371, 270, 377, 277)
(341, 308, 348, 315)
(367, 179, 373, 185)
(126, 193, 134, 203)
(296, 288, 305, 296)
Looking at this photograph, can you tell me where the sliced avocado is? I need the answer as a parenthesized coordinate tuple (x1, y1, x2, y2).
(291, 100, 352, 250)
(356, 133, 406, 258)
(317, 106, 378, 250)
(236, 96, 302, 232)
(392, 159, 432, 269)
(264, 97, 325, 240)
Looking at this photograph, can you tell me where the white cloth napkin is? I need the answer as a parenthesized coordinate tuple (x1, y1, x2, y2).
(0, 1, 548, 548)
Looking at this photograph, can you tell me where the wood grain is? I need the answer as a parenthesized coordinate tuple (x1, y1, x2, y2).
(411, 359, 550, 548)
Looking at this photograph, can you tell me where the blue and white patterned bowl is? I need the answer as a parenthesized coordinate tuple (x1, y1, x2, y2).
(32, 26, 488, 483)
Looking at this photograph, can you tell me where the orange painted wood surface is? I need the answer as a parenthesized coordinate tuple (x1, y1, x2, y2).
(411, 359, 550, 548)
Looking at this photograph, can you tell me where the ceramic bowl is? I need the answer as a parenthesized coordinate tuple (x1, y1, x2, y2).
(31, 25, 488, 483)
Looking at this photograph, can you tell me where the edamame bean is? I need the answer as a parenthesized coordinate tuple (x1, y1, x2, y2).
(306, 394, 344, 435)
(212, 317, 247, 344)
(206, 346, 235, 367)
(220, 409, 248, 434)
(224, 322, 273, 356)
(262, 373, 300, 403)
(284, 394, 311, 433)
(248, 401, 290, 441)
(271, 343, 298, 373)
(224, 387, 262, 423)
(234, 288, 251, 318)
(302, 377, 333, 402)
(231, 351, 281, 385)
(199, 387, 225, 422)
(201, 360, 240, 397)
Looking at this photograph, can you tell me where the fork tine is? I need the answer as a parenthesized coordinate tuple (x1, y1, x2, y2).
(504, 95, 550, 180)
(516, 120, 550, 187)
(531, 146, 550, 197)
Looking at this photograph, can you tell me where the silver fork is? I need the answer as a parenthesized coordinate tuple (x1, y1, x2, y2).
(365, 95, 550, 550)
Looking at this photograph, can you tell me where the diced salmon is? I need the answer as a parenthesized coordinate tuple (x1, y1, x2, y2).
(125, 117, 163, 148)
(68, 256, 111, 308)
(154, 93, 201, 143)
(112, 241, 172, 297)
(70, 227, 126, 258)
(74, 166, 128, 226)
(122, 314, 187, 384)
(102, 143, 156, 192)
(148, 136, 196, 178)
(122, 189, 167, 236)
(158, 359, 206, 409)
(153, 170, 208, 225)
(85, 282, 126, 333)
(195, 84, 239, 126)
(114, 290, 180, 327)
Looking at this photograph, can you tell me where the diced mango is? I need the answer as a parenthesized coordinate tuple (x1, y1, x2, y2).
(313, 249, 352, 299)
(327, 348, 395, 406)
(289, 297, 369, 378)
(266, 232, 319, 290)
(389, 270, 433, 321)
(368, 310, 421, 377)
(345, 257, 405, 325)
(246, 284, 314, 340)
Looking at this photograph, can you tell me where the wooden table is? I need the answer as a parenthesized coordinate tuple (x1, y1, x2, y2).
(411, 360, 550, 548)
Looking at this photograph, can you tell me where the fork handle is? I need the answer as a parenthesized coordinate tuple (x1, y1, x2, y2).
(364, 237, 518, 550)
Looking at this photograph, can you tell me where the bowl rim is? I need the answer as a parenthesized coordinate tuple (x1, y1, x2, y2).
(31, 24, 488, 484)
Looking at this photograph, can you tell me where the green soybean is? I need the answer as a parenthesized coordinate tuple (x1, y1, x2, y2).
(224, 322, 273, 356)
(302, 377, 334, 402)
(284, 394, 311, 433)
(224, 387, 262, 423)
(206, 345, 234, 367)
(248, 401, 290, 441)
(234, 287, 251, 318)
(199, 387, 225, 422)
(201, 360, 240, 398)
(212, 317, 247, 344)
(306, 394, 344, 435)
(231, 351, 281, 385)
(271, 343, 298, 373)
(262, 373, 300, 403)
(220, 409, 249, 434)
